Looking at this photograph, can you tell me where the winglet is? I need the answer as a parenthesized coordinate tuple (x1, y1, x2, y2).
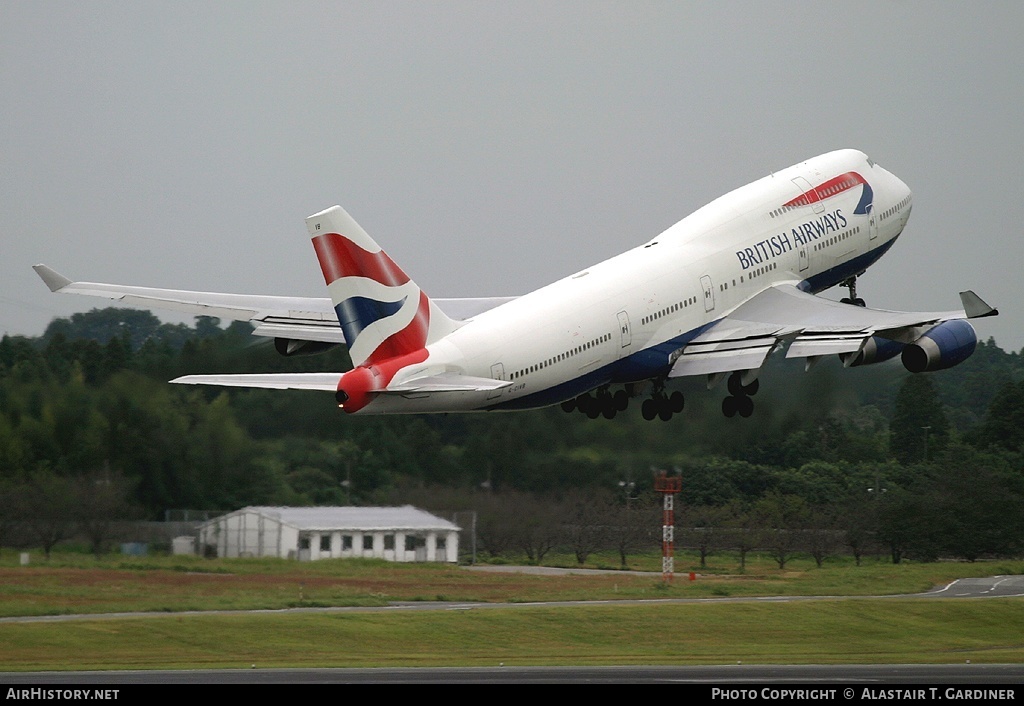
(960, 290, 998, 319)
(33, 264, 72, 292)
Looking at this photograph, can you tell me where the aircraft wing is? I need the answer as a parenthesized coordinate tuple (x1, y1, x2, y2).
(33, 264, 517, 343)
(668, 284, 997, 379)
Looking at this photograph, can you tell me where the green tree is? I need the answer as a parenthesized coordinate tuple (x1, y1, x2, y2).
(926, 444, 1024, 561)
(74, 467, 142, 557)
(681, 504, 730, 569)
(970, 380, 1024, 454)
(752, 491, 810, 569)
(721, 499, 758, 571)
(889, 375, 949, 464)
(16, 469, 77, 559)
(43, 308, 162, 349)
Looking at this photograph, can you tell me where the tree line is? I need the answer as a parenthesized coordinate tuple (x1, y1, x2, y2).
(0, 307, 1022, 563)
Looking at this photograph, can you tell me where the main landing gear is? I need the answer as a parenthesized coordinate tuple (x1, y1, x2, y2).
(839, 276, 866, 307)
(559, 372, 764, 421)
(641, 390, 685, 422)
(560, 387, 629, 420)
(561, 383, 685, 422)
(722, 371, 758, 418)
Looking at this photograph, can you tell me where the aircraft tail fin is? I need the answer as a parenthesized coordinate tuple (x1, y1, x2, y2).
(305, 206, 459, 367)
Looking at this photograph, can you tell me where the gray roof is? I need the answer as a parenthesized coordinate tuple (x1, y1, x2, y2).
(213, 505, 460, 532)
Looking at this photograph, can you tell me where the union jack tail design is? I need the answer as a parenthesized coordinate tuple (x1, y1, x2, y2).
(305, 206, 459, 367)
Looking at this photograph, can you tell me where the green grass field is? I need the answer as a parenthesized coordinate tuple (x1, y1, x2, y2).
(1, 550, 1022, 670)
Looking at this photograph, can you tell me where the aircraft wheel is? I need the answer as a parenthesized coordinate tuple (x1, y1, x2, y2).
(743, 378, 760, 396)
(560, 399, 576, 413)
(586, 405, 602, 420)
(853, 298, 866, 307)
(840, 297, 852, 305)
(737, 395, 754, 418)
(658, 406, 673, 422)
(722, 396, 737, 418)
(613, 389, 629, 411)
(669, 390, 685, 413)
(642, 398, 658, 421)
(727, 372, 743, 396)
(575, 394, 592, 414)
(602, 405, 617, 420)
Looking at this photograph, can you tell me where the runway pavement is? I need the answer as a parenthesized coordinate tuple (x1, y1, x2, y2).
(2, 664, 1023, 684)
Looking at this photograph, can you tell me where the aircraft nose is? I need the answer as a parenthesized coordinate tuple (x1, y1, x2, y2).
(893, 172, 912, 203)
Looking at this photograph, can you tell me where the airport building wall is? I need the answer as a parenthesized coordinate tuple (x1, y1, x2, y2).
(197, 506, 459, 562)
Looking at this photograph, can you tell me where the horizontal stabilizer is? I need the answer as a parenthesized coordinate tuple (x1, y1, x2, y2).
(169, 372, 512, 395)
(171, 373, 341, 391)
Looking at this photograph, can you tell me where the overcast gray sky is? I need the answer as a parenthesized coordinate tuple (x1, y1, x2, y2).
(3, 1, 1022, 351)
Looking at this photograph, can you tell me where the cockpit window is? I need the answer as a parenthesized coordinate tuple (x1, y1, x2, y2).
(866, 156, 875, 167)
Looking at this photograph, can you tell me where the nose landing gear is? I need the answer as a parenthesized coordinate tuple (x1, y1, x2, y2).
(839, 276, 866, 307)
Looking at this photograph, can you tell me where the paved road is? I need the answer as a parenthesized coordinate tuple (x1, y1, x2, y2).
(2, 664, 1023, 684)
(465, 564, 664, 576)
(918, 575, 1024, 598)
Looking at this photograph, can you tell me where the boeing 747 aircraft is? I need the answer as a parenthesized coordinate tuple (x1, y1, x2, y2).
(34, 149, 997, 420)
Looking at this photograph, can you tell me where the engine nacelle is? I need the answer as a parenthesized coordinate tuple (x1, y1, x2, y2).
(274, 338, 339, 357)
(843, 336, 905, 367)
(901, 320, 977, 373)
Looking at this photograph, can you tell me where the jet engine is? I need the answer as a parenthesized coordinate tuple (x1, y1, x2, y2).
(274, 338, 339, 357)
(901, 320, 977, 373)
(843, 336, 905, 367)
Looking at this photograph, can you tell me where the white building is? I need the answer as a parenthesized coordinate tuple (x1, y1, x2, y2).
(197, 505, 460, 562)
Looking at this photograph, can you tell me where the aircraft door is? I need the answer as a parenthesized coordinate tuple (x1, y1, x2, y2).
(799, 246, 809, 272)
(487, 363, 504, 399)
(868, 205, 878, 240)
(616, 311, 632, 354)
(700, 275, 715, 312)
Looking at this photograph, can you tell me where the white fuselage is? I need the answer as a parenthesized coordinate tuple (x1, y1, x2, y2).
(368, 149, 913, 413)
